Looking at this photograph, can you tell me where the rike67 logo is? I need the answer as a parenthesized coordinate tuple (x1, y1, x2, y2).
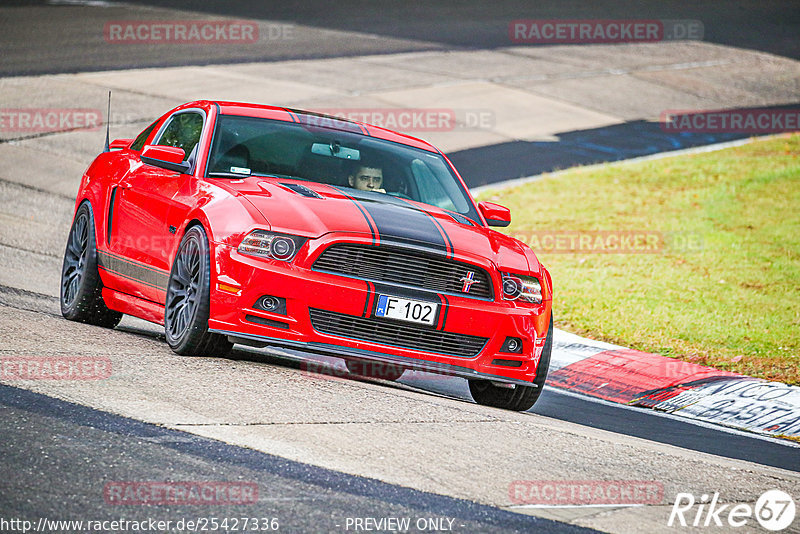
(668, 489, 796, 531)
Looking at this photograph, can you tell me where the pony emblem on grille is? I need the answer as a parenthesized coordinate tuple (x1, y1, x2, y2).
(460, 271, 479, 293)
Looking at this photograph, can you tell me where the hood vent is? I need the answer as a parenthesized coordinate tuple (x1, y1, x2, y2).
(279, 182, 322, 198)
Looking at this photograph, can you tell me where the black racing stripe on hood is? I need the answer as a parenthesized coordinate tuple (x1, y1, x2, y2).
(337, 189, 378, 245)
(422, 206, 454, 259)
(336, 189, 448, 253)
(391, 196, 455, 259)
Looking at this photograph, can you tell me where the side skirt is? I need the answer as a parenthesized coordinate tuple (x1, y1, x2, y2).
(102, 287, 165, 325)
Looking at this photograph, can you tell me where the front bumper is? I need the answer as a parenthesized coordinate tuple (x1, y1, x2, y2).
(207, 234, 552, 384)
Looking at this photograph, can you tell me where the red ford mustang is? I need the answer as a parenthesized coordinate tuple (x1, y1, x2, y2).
(61, 100, 553, 411)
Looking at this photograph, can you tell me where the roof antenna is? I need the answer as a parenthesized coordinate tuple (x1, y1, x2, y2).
(103, 91, 111, 153)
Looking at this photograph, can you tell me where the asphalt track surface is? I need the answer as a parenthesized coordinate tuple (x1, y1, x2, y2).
(0, 384, 591, 534)
(2, 1, 799, 184)
(1, 277, 798, 531)
(216, 346, 800, 473)
(1, 1, 799, 532)
(2, 0, 799, 77)
(1, 279, 799, 475)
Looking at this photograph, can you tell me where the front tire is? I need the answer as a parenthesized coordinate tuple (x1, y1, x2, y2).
(60, 202, 122, 328)
(164, 225, 232, 357)
(469, 314, 553, 411)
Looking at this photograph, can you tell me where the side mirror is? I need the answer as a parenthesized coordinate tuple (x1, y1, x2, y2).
(140, 145, 190, 174)
(478, 201, 511, 227)
(109, 138, 133, 150)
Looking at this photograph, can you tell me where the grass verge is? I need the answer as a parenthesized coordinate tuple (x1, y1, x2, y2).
(478, 134, 800, 385)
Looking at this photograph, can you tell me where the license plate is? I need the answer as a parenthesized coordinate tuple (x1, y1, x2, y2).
(374, 295, 439, 326)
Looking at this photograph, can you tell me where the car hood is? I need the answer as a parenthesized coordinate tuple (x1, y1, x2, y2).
(219, 178, 538, 274)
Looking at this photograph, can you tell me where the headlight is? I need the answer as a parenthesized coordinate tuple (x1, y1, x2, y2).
(501, 272, 542, 304)
(238, 230, 306, 262)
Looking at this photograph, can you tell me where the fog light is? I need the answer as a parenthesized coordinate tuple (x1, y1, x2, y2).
(500, 336, 523, 354)
(261, 296, 279, 310)
(253, 295, 287, 315)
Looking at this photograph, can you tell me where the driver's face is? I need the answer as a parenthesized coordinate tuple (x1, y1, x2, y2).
(349, 166, 383, 191)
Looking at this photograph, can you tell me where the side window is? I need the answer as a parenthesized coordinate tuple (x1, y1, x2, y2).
(155, 112, 204, 159)
(410, 159, 457, 212)
(130, 121, 158, 151)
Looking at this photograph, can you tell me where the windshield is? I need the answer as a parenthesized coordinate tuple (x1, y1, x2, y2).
(206, 115, 479, 222)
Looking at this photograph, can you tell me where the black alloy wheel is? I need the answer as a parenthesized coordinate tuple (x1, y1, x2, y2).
(60, 201, 122, 328)
(164, 225, 232, 357)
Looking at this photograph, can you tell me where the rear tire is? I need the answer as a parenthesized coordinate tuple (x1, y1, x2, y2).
(60, 202, 122, 328)
(469, 314, 553, 411)
(345, 359, 405, 381)
(164, 225, 232, 357)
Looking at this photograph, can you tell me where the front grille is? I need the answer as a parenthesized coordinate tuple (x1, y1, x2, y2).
(309, 308, 488, 358)
(312, 243, 493, 299)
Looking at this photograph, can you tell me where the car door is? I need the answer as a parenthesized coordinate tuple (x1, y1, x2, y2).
(107, 110, 206, 304)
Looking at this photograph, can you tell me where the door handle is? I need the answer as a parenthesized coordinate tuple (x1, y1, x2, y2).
(119, 181, 132, 189)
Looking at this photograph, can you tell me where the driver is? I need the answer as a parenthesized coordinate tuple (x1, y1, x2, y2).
(348, 163, 385, 193)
